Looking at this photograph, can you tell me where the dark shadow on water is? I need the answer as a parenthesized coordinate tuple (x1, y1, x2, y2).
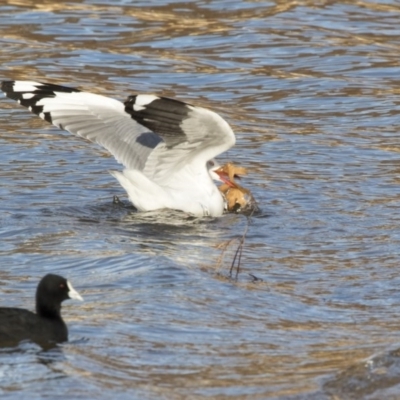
(286, 346, 400, 400)
(321, 346, 400, 400)
(0, 342, 71, 391)
(0, 339, 65, 355)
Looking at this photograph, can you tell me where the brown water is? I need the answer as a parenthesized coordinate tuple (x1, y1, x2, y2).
(1, 0, 400, 399)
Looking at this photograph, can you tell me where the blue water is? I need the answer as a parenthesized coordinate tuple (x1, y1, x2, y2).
(1, 1, 400, 398)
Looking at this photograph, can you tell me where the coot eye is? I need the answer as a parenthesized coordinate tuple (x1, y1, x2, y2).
(59, 283, 65, 289)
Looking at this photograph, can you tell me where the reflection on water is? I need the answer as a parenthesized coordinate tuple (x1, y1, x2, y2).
(1, 0, 400, 398)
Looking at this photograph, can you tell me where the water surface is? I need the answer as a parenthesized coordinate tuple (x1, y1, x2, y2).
(1, 0, 400, 398)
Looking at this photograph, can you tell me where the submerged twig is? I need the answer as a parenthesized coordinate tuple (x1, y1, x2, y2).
(228, 216, 249, 281)
(228, 205, 258, 281)
(113, 195, 120, 204)
(248, 273, 263, 282)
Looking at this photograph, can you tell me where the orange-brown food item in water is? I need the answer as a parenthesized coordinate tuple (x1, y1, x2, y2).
(215, 163, 257, 213)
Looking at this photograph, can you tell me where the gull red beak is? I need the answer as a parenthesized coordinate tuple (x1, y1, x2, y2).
(214, 169, 236, 188)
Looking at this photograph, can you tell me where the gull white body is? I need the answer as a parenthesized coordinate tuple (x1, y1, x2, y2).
(1, 81, 236, 216)
(111, 165, 225, 216)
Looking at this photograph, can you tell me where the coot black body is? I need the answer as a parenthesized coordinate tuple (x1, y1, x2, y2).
(0, 274, 83, 347)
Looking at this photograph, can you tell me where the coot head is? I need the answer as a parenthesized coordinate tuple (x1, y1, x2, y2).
(36, 274, 83, 318)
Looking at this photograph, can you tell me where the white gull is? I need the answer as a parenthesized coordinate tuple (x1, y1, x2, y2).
(1, 81, 236, 217)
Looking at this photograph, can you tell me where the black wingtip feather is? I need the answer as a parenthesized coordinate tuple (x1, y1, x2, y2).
(1, 81, 82, 124)
(124, 95, 193, 138)
(1, 81, 19, 101)
(1, 81, 81, 98)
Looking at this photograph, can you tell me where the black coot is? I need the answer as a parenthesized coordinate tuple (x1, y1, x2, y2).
(0, 274, 83, 347)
